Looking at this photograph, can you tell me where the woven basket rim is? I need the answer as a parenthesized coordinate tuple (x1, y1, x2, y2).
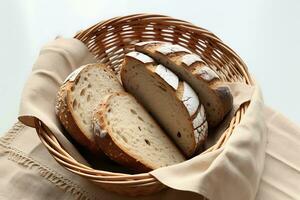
(75, 13, 252, 85)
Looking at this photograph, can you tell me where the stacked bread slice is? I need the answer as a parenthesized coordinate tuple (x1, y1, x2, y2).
(55, 64, 124, 153)
(121, 52, 208, 157)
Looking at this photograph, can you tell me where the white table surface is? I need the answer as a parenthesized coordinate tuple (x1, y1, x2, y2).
(1, 0, 300, 135)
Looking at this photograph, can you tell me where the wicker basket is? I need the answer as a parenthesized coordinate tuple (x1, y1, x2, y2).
(35, 14, 253, 197)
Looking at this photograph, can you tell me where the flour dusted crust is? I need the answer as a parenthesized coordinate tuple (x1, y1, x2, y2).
(153, 63, 201, 124)
(126, 51, 154, 64)
(192, 105, 208, 146)
(194, 121, 208, 147)
(135, 41, 233, 127)
(181, 54, 205, 66)
(156, 44, 192, 55)
(181, 81, 199, 116)
(135, 40, 162, 47)
(121, 52, 208, 157)
(192, 66, 219, 82)
(155, 64, 179, 90)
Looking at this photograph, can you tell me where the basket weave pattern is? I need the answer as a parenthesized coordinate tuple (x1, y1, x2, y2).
(35, 14, 253, 196)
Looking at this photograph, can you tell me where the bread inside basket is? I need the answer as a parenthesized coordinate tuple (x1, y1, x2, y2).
(36, 14, 252, 196)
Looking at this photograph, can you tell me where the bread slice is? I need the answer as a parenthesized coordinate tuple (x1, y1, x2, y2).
(55, 63, 124, 154)
(121, 52, 208, 157)
(135, 41, 233, 127)
(92, 92, 185, 172)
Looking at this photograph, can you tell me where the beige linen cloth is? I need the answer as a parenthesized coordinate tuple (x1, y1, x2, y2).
(0, 38, 299, 200)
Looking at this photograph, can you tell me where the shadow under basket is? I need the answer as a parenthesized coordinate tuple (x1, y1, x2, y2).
(35, 14, 253, 197)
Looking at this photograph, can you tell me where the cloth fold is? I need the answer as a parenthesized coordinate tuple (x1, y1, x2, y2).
(151, 85, 266, 200)
(18, 38, 97, 164)
(15, 38, 269, 199)
(2, 108, 299, 199)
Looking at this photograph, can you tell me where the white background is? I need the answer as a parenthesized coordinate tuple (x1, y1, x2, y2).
(1, 0, 300, 135)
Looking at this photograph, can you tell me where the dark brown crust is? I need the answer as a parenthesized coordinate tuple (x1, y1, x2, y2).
(191, 64, 220, 86)
(211, 84, 233, 118)
(121, 55, 197, 157)
(135, 42, 233, 127)
(55, 68, 101, 154)
(93, 93, 153, 173)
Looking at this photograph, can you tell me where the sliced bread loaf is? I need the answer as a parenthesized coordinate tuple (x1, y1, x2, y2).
(135, 41, 233, 127)
(92, 92, 185, 172)
(55, 63, 124, 154)
(121, 52, 208, 157)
